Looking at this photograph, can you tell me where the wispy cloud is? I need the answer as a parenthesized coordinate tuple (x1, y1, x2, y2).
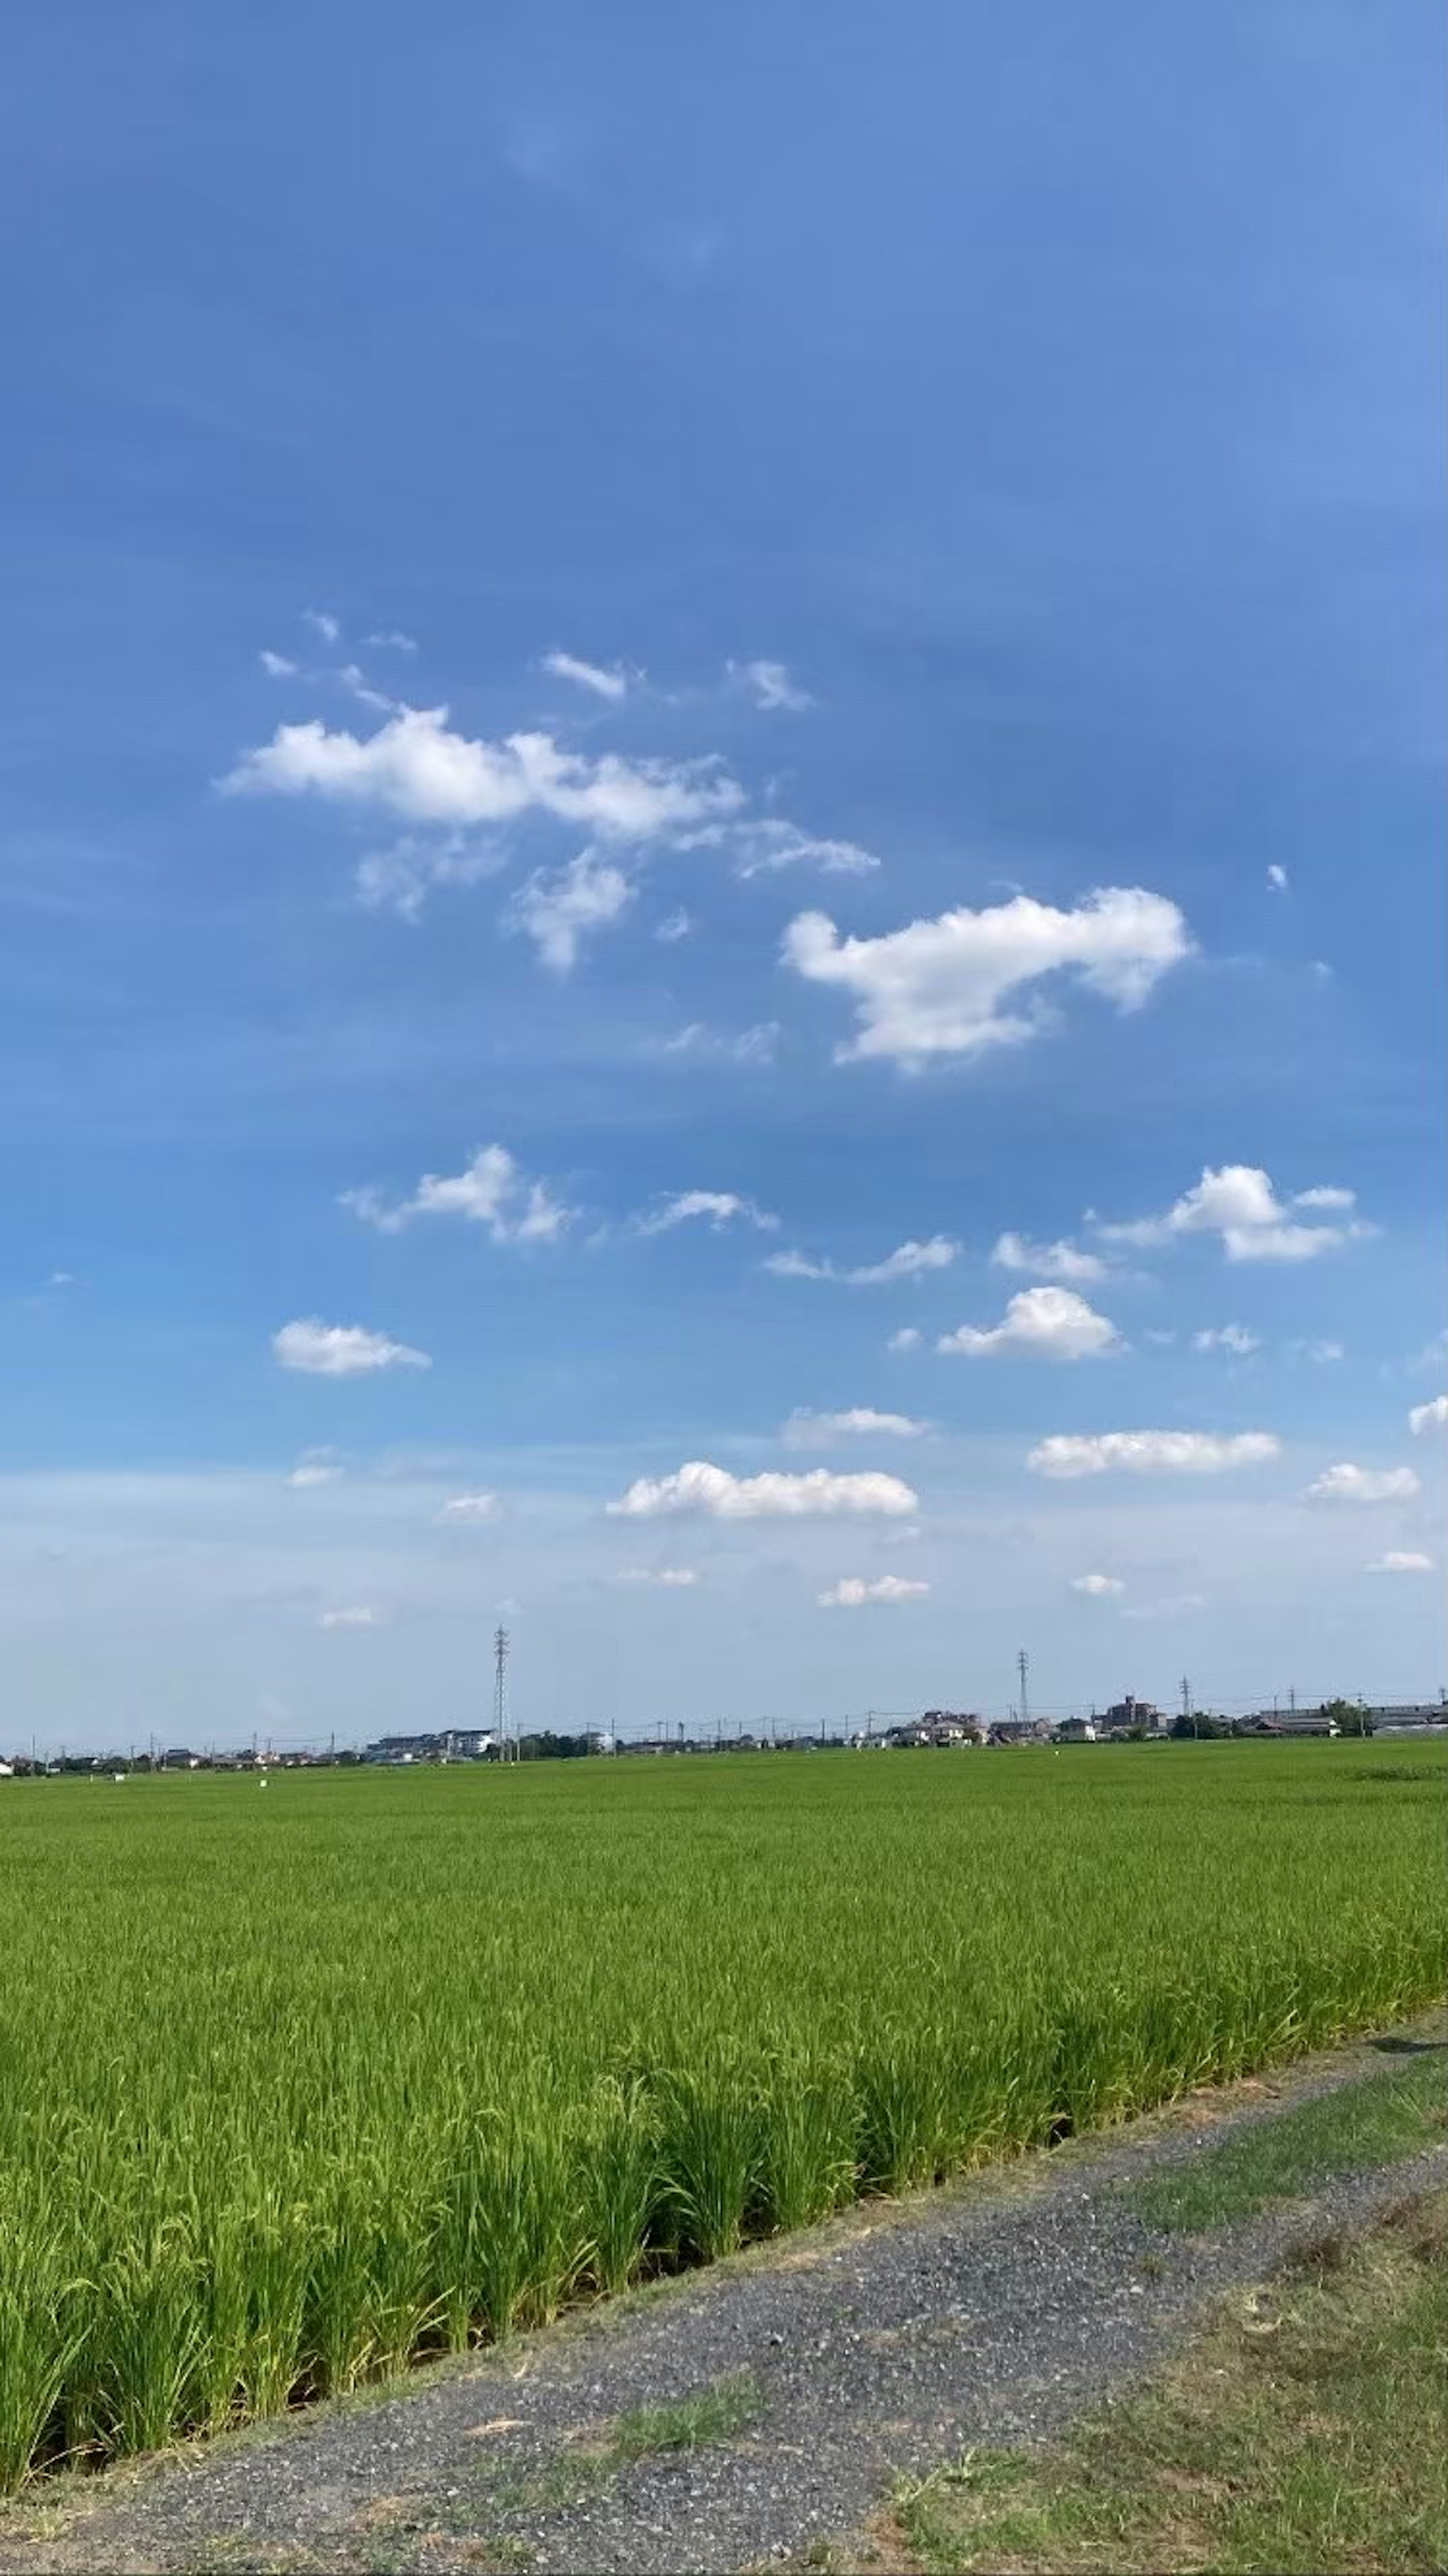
(655, 1021, 779, 1067)
(991, 1231, 1106, 1284)
(818, 1574, 928, 1607)
(543, 650, 629, 703)
(303, 609, 341, 645)
(354, 832, 500, 922)
(1070, 1573, 1125, 1597)
(318, 1604, 383, 1628)
(782, 1408, 929, 1447)
(730, 658, 815, 712)
(634, 1190, 779, 1237)
(342, 1143, 572, 1242)
(1193, 1324, 1261, 1355)
(273, 1320, 430, 1377)
(507, 849, 634, 973)
(764, 1236, 958, 1286)
(435, 1492, 500, 1524)
(1028, 1430, 1279, 1479)
(259, 649, 299, 678)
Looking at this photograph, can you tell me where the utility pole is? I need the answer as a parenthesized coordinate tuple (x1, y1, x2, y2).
(494, 1625, 512, 1762)
(1289, 1686, 1297, 1715)
(1182, 1674, 1196, 1740)
(1017, 1649, 1029, 1729)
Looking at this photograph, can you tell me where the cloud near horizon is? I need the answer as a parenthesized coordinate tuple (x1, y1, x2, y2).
(1028, 1429, 1279, 1478)
(606, 1460, 919, 1519)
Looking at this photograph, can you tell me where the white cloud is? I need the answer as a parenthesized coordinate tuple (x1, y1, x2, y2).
(1304, 1461, 1420, 1504)
(1193, 1324, 1261, 1355)
(1070, 1573, 1126, 1597)
(733, 658, 814, 712)
(508, 850, 635, 973)
(259, 649, 299, 677)
(1408, 1395, 1448, 1434)
(273, 1319, 430, 1376)
(435, 1492, 500, 1524)
(1097, 1165, 1365, 1263)
(303, 609, 341, 645)
(543, 649, 628, 703)
(224, 706, 742, 841)
(1289, 1338, 1345, 1364)
(365, 630, 419, 652)
(888, 1326, 922, 1352)
(1267, 863, 1289, 891)
(285, 1451, 344, 1489)
(615, 1565, 699, 1587)
(938, 1287, 1122, 1362)
(354, 832, 500, 922)
(657, 1021, 779, 1066)
(783, 1408, 930, 1448)
(342, 1143, 572, 1242)
(318, 1604, 383, 1629)
(818, 1574, 929, 1607)
(730, 820, 879, 878)
(655, 908, 693, 943)
(1028, 1430, 1279, 1479)
(765, 1236, 959, 1287)
(634, 1190, 779, 1237)
(783, 887, 1190, 1067)
(606, 1460, 919, 1520)
(991, 1231, 1107, 1284)
(335, 663, 396, 715)
(1367, 1551, 1434, 1574)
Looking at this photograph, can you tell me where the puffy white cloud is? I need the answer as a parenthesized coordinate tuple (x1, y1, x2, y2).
(303, 609, 341, 645)
(342, 1143, 572, 1242)
(765, 1236, 959, 1287)
(734, 658, 814, 712)
(1409, 1394, 1448, 1434)
(1367, 1551, 1434, 1574)
(634, 1190, 779, 1237)
(1304, 1462, 1420, 1503)
(318, 1604, 383, 1629)
(1267, 863, 1289, 891)
(259, 649, 298, 677)
(507, 849, 635, 973)
(615, 1565, 699, 1587)
(991, 1231, 1107, 1284)
(783, 1407, 930, 1448)
(285, 1451, 344, 1489)
(354, 832, 500, 922)
(819, 1574, 929, 1607)
(606, 1459, 918, 1520)
(223, 706, 741, 840)
(888, 1326, 922, 1352)
(542, 649, 629, 702)
(938, 1286, 1122, 1362)
(1071, 1573, 1126, 1597)
(273, 1319, 430, 1376)
(783, 886, 1190, 1066)
(435, 1493, 500, 1524)
(1097, 1165, 1366, 1263)
(1193, 1324, 1261, 1355)
(1028, 1429, 1279, 1479)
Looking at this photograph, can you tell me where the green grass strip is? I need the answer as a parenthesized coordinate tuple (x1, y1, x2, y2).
(1128, 2054, 1447, 2234)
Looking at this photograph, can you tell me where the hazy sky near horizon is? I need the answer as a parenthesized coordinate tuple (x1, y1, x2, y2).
(2, 3, 1443, 1747)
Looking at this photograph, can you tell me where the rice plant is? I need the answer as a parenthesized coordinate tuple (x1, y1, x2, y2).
(0, 1737, 1442, 2492)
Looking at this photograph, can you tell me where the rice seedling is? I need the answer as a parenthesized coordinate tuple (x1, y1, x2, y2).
(0, 1737, 1442, 2491)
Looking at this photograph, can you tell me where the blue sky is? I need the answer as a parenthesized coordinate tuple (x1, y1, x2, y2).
(2, 3, 1443, 1747)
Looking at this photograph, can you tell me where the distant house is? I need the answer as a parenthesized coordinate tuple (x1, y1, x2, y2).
(1055, 1717, 1098, 1743)
(1242, 1710, 1339, 1737)
(1103, 1696, 1166, 1733)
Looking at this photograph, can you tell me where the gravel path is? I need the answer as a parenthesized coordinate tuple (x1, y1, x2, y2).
(3, 2023, 1443, 2576)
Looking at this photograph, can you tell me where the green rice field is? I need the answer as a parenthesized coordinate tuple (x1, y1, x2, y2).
(1, 1739, 1444, 2491)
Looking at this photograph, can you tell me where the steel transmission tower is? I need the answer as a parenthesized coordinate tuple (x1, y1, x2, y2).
(1017, 1648, 1029, 1727)
(494, 1624, 514, 1762)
